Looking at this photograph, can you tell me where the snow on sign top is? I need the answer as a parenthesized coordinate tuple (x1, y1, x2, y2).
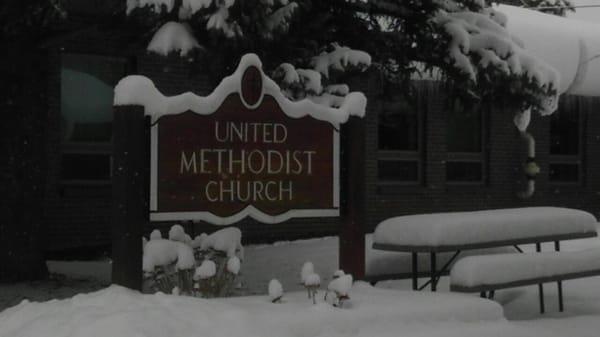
(373, 207, 598, 248)
(114, 53, 367, 126)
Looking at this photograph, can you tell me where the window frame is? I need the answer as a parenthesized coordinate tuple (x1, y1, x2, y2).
(445, 101, 488, 185)
(548, 98, 585, 185)
(376, 86, 426, 186)
(59, 52, 129, 186)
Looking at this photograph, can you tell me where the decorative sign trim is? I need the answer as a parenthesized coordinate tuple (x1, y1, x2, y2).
(114, 54, 366, 126)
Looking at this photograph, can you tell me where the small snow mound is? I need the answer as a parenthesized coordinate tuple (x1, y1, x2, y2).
(200, 227, 243, 258)
(150, 229, 162, 240)
(143, 239, 195, 272)
(147, 21, 201, 56)
(268, 279, 283, 302)
(300, 262, 314, 283)
(332, 270, 345, 279)
(168, 224, 187, 242)
(227, 256, 241, 275)
(304, 273, 320, 287)
(328, 274, 353, 296)
(191, 233, 208, 249)
(194, 260, 217, 280)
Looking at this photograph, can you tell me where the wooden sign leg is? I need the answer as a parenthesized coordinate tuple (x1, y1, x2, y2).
(111, 106, 149, 290)
(339, 117, 366, 280)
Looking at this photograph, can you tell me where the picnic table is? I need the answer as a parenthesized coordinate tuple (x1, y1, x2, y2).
(371, 207, 598, 291)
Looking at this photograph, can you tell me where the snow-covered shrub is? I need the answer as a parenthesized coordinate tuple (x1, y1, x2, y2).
(142, 225, 243, 298)
(304, 273, 321, 305)
(325, 271, 353, 308)
(300, 262, 320, 304)
(268, 279, 283, 303)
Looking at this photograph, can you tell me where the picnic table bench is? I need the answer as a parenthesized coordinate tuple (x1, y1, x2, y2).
(450, 248, 600, 313)
(371, 207, 598, 291)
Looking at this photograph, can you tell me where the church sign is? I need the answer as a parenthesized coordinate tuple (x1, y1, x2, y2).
(149, 59, 339, 224)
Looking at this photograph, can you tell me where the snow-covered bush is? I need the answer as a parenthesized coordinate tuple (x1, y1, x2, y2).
(142, 225, 243, 298)
(300, 261, 320, 304)
(325, 271, 353, 308)
(268, 279, 284, 303)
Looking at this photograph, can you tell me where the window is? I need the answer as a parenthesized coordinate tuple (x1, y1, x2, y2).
(377, 90, 423, 184)
(549, 98, 582, 183)
(446, 100, 486, 183)
(60, 53, 127, 183)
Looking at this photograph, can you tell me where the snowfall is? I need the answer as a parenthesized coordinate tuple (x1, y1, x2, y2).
(1, 223, 600, 337)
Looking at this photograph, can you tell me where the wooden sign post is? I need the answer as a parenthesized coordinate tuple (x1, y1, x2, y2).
(339, 117, 366, 280)
(111, 106, 148, 290)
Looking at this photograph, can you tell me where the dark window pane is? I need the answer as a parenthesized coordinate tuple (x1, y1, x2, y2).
(378, 97, 419, 151)
(378, 160, 419, 182)
(549, 163, 579, 182)
(447, 102, 482, 153)
(446, 162, 482, 182)
(61, 154, 111, 181)
(61, 54, 126, 143)
(550, 110, 579, 155)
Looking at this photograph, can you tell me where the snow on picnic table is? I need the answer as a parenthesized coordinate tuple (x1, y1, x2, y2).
(373, 207, 597, 247)
(451, 248, 600, 288)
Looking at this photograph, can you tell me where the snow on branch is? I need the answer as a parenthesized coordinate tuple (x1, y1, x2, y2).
(434, 8, 559, 115)
(147, 22, 201, 56)
(312, 44, 372, 79)
(130, 0, 299, 40)
(127, 0, 176, 15)
(271, 44, 371, 116)
(264, 2, 299, 37)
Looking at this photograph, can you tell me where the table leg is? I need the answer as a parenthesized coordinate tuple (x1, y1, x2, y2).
(536, 243, 545, 314)
(555, 241, 564, 312)
(430, 252, 437, 292)
(412, 252, 418, 291)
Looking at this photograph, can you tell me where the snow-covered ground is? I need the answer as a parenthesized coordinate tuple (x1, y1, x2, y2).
(1, 228, 600, 336)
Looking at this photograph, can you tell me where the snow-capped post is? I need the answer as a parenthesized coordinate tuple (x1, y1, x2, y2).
(112, 105, 149, 290)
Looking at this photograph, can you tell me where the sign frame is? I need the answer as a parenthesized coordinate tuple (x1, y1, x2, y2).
(148, 64, 340, 225)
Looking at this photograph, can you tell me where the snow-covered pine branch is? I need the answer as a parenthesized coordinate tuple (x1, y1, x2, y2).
(271, 44, 371, 112)
(432, 6, 559, 115)
(128, 0, 298, 40)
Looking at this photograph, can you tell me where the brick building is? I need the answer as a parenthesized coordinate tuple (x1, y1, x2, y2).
(38, 6, 600, 255)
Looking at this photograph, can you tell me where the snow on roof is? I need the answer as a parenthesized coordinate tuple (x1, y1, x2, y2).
(114, 53, 366, 125)
(497, 4, 600, 97)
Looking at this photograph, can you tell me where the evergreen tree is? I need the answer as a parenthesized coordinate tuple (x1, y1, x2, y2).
(126, 0, 559, 116)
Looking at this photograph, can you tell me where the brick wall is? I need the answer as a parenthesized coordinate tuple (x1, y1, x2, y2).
(362, 79, 600, 233)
